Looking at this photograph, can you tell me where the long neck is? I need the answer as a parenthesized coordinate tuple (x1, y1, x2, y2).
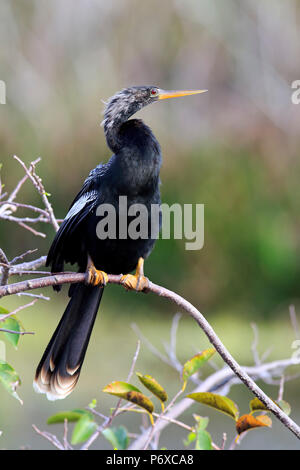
(102, 98, 144, 153)
(103, 114, 126, 154)
(107, 119, 162, 197)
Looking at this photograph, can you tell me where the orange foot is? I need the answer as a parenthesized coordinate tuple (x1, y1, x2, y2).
(85, 259, 108, 287)
(121, 257, 149, 292)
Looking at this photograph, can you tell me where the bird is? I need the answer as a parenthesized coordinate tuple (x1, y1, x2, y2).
(33, 86, 207, 400)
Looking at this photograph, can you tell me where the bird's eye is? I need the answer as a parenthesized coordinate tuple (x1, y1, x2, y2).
(150, 88, 158, 97)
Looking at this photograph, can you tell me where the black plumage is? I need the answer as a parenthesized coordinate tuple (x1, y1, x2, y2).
(34, 85, 206, 400)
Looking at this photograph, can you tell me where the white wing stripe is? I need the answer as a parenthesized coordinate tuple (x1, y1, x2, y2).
(65, 191, 97, 220)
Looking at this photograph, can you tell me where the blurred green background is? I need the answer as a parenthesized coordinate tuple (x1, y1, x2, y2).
(0, 0, 300, 449)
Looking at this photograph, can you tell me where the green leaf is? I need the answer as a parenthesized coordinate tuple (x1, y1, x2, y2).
(47, 409, 92, 424)
(88, 399, 97, 409)
(0, 308, 24, 349)
(277, 400, 291, 416)
(136, 373, 168, 403)
(0, 360, 22, 404)
(195, 429, 213, 450)
(249, 398, 291, 416)
(249, 398, 269, 413)
(182, 349, 216, 390)
(71, 415, 97, 445)
(187, 392, 239, 420)
(103, 381, 154, 414)
(102, 426, 129, 450)
(183, 432, 196, 447)
(193, 414, 209, 430)
(0, 315, 22, 348)
(103, 381, 141, 395)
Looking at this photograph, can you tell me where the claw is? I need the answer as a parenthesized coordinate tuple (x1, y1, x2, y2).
(121, 257, 149, 292)
(85, 260, 108, 287)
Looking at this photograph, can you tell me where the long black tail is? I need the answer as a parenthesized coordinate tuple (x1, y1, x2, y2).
(34, 283, 103, 401)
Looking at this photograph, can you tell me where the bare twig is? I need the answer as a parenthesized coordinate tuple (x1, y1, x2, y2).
(143, 388, 183, 450)
(0, 248, 9, 286)
(163, 313, 183, 373)
(251, 323, 261, 366)
(221, 433, 227, 450)
(63, 419, 72, 450)
(10, 255, 47, 273)
(15, 292, 50, 300)
(14, 156, 59, 232)
(32, 424, 64, 450)
(131, 322, 172, 366)
(278, 375, 285, 402)
(0, 328, 34, 335)
(289, 305, 300, 340)
(0, 201, 49, 217)
(1, 213, 49, 224)
(17, 221, 46, 238)
(81, 341, 141, 450)
(127, 340, 141, 381)
(9, 249, 38, 265)
(0, 299, 38, 321)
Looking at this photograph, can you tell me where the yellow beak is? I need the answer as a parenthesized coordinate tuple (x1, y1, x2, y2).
(158, 89, 208, 100)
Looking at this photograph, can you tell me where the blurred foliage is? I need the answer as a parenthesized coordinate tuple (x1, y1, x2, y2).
(0, 0, 299, 316)
(1, 0, 300, 318)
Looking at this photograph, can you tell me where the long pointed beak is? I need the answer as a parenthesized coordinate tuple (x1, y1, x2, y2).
(158, 89, 208, 100)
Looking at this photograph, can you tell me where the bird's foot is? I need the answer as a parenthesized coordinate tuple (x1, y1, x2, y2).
(85, 261, 108, 287)
(121, 257, 149, 292)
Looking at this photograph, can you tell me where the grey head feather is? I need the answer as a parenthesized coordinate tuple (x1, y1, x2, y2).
(101, 86, 159, 131)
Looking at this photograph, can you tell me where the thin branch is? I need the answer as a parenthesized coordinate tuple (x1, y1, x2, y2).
(7, 173, 30, 204)
(143, 388, 183, 450)
(17, 221, 46, 238)
(251, 323, 261, 366)
(9, 249, 38, 265)
(10, 255, 47, 273)
(0, 299, 38, 321)
(14, 156, 59, 232)
(32, 425, 64, 450)
(131, 322, 171, 366)
(63, 419, 72, 450)
(0, 249, 9, 286)
(277, 375, 285, 402)
(0, 214, 49, 224)
(127, 340, 141, 381)
(0, 328, 34, 335)
(81, 340, 141, 450)
(15, 292, 50, 301)
(0, 201, 49, 217)
(163, 313, 183, 373)
(289, 305, 300, 340)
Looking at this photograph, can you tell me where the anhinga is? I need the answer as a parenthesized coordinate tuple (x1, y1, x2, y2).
(34, 86, 207, 400)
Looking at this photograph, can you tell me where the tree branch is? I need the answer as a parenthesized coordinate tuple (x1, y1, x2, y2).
(0, 270, 300, 441)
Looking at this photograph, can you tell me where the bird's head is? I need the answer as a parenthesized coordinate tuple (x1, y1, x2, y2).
(101, 85, 207, 131)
